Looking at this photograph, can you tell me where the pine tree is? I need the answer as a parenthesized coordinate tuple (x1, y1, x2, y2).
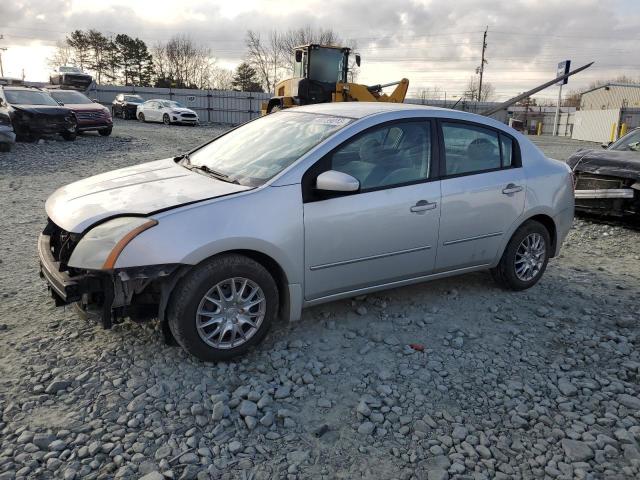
(231, 62, 264, 92)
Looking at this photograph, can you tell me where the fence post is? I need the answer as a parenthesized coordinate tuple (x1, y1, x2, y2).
(207, 90, 211, 123)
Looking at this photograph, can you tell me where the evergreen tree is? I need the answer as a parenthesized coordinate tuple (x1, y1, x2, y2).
(231, 62, 264, 92)
(66, 30, 91, 70)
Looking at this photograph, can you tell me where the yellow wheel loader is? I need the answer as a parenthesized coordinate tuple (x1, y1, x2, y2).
(261, 44, 409, 115)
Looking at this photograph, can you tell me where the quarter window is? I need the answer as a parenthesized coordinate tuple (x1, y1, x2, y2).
(442, 122, 514, 175)
(330, 121, 432, 191)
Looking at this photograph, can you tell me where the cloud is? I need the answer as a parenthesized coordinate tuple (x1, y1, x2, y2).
(1, 0, 638, 98)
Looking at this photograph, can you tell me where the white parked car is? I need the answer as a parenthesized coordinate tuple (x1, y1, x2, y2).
(136, 99, 199, 126)
(39, 103, 574, 361)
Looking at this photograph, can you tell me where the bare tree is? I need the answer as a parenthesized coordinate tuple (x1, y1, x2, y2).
(47, 40, 74, 69)
(152, 35, 215, 89)
(246, 27, 358, 92)
(245, 30, 282, 93)
(463, 76, 494, 102)
(209, 67, 234, 90)
(415, 86, 444, 103)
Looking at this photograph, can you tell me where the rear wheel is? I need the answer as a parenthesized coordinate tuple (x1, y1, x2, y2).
(163, 114, 171, 125)
(167, 254, 278, 361)
(491, 220, 550, 290)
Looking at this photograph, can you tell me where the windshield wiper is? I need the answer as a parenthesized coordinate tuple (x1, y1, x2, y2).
(176, 153, 240, 184)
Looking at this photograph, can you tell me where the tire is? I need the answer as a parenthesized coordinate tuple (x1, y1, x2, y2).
(163, 114, 171, 125)
(99, 127, 112, 137)
(138, 113, 145, 122)
(491, 220, 551, 291)
(111, 107, 116, 118)
(269, 105, 281, 114)
(62, 117, 78, 141)
(0, 143, 10, 152)
(167, 254, 279, 361)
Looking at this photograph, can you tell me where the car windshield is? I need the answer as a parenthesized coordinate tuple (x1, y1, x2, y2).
(59, 66, 81, 73)
(124, 95, 143, 103)
(5, 90, 59, 106)
(187, 111, 352, 187)
(49, 91, 93, 105)
(609, 130, 640, 152)
(162, 100, 184, 108)
(308, 48, 346, 83)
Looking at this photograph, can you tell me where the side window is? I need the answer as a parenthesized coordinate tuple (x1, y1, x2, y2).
(442, 122, 502, 175)
(500, 134, 513, 167)
(330, 121, 431, 191)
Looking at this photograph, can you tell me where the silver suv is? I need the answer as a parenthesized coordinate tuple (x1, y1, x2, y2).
(39, 103, 574, 361)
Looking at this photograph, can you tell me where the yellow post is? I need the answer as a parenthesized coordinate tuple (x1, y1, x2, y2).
(620, 123, 628, 137)
(536, 122, 543, 136)
(610, 122, 618, 142)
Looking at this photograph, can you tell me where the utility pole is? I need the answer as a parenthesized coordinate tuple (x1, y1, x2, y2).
(477, 26, 488, 102)
(0, 35, 7, 78)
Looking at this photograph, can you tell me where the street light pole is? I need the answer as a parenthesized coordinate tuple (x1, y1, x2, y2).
(553, 83, 563, 136)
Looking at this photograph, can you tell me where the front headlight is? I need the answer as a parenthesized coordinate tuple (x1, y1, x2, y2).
(68, 217, 158, 270)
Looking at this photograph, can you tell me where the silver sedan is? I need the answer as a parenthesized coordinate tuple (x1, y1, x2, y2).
(39, 103, 574, 361)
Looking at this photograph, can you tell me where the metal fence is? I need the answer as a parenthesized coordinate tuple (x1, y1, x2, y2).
(86, 85, 272, 125)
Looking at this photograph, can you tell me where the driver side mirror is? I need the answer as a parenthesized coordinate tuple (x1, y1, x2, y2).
(355, 54, 361, 67)
(295, 50, 303, 63)
(316, 170, 360, 192)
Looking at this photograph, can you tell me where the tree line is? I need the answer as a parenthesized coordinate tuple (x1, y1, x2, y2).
(48, 26, 355, 93)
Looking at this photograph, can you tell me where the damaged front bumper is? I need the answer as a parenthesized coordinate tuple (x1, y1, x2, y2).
(574, 188, 635, 199)
(38, 232, 179, 328)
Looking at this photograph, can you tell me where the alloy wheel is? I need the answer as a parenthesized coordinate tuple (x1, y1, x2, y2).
(195, 277, 266, 350)
(514, 233, 546, 282)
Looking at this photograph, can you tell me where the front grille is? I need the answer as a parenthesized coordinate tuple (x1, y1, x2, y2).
(76, 111, 104, 120)
(575, 174, 624, 191)
(44, 219, 80, 270)
(181, 113, 196, 118)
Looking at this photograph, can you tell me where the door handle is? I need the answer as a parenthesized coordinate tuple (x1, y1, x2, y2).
(410, 200, 437, 213)
(502, 183, 523, 195)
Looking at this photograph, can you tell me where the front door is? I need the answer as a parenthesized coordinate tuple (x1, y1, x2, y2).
(435, 120, 525, 271)
(303, 119, 441, 300)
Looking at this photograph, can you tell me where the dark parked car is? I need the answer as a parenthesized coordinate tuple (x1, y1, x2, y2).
(48, 90, 113, 136)
(112, 94, 144, 119)
(49, 66, 93, 90)
(568, 128, 640, 217)
(0, 86, 77, 142)
(0, 110, 15, 152)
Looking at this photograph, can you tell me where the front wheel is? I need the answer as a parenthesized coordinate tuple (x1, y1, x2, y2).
(491, 220, 550, 290)
(163, 114, 171, 125)
(138, 113, 145, 122)
(167, 254, 278, 361)
(99, 127, 112, 137)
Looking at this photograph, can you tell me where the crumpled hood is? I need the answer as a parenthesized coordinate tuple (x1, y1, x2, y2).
(46, 158, 251, 233)
(567, 149, 640, 181)
(13, 105, 71, 116)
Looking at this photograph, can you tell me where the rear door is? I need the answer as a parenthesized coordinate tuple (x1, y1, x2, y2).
(435, 120, 525, 271)
(303, 119, 441, 300)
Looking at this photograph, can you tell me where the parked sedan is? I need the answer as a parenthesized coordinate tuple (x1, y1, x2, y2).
(568, 128, 640, 217)
(48, 89, 113, 136)
(136, 99, 199, 125)
(0, 111, 15, 152)
(49, 66, 93, 90)
(0, 86, 77, 141)
(39, 103, 573, 361)
(112, 94, 144, 120)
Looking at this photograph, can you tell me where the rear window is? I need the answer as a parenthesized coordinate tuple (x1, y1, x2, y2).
(5, 90, 59, 106)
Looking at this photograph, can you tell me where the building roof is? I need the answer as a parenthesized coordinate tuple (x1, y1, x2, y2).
(580, 83, 640, 96)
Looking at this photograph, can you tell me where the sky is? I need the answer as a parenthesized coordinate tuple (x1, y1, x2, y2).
(1, 0, 639, 101)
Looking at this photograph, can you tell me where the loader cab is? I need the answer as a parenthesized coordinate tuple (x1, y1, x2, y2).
(293, 44, 359, 106)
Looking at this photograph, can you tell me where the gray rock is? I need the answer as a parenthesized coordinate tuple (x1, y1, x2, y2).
(617, 394, 640, 410)
(558, 379, 578, 397)
(274, 385, 291, 399)
(358, 422, 375, 435)
(212, 401, 225, 421)
(139, 472, 165, 480)
(561, 439, 594, 462)
(32, 433, 55, 450)
(45, 380, 71, 394)
(48, 439, 67, 451)
(238, 400, 258, 417)
(228, 441, 242, 454)
(179, 452, 198, 464)
(452, 425, 468, 441)
(427, 469, 449, 480)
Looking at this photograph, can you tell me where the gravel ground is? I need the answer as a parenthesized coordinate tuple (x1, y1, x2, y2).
(1, 121, 639, 480)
